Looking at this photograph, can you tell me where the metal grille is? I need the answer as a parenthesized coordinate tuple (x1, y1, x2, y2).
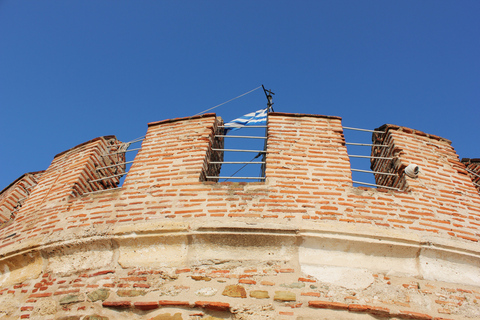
(205, 125, 267, 182)
(343, 126, 401, 191)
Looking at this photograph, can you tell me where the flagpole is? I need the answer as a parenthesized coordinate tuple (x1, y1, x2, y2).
(260, 85, 274, 180)
(262, 84, 275, 113)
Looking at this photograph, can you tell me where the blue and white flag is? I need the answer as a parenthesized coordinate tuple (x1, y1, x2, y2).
(224, 108, 268, 133)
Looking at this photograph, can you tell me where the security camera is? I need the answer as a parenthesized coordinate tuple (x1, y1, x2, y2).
(405, 164, 420, 178)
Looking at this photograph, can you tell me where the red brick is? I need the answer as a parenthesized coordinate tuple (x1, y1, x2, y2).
(301, 292, 321, 297)
(158, 300, 190, 307)
(102, 301, 131, 308)
(239, 279, 256, 285)
(134, 301, 159, 310)
(90, 270, 115, 277)
(309, 300, 348, 310)
(396, 310, 433, 319)
(21, 306, 34, 311)
(195, 301, 230, 311)
(175, 268, 191, 274)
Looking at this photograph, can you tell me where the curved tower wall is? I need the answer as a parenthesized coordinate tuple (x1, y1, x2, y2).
(0, 113, 479, 320)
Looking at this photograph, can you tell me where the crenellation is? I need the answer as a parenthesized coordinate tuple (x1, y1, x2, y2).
(0, 112, 479, 319)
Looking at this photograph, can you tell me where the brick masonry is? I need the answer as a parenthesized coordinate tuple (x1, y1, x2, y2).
(0, 112, 479, 319)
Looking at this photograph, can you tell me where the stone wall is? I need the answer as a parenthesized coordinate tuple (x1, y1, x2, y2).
(0, 112, 479, 319)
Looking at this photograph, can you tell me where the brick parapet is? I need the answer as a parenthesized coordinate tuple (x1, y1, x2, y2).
(0, 112, 480, 319)
(0, 171, 44, 225)
(0, 113, 479, 254)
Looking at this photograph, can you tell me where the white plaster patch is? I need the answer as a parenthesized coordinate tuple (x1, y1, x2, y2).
(299, 236, 419, 277)
(419, 249, 480, 287)
(301, 264, 374, 290)
(117, 235, 188, 268)
(195, 287, 217, 296)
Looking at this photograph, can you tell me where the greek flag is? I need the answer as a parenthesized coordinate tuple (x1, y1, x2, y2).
(224, 108, 268, 133)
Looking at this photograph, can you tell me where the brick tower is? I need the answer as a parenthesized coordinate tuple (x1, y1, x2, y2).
(1, 112, 479, 319)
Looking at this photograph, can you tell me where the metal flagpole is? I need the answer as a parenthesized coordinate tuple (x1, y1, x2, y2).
(261, 85, 275, 180)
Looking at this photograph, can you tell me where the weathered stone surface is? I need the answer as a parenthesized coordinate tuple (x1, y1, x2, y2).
(250, 290, 270, 299)
(87, 288, 110, 302)
(56, 317, 81, 320)
(116, 289, 146, 297)
(274, 291, 296, 301)
(191, 275, 212, 281)
(45, 241, 114, 276)
(0, 251, 43, 288)
(33, 298, 57, 315)
(150, 313, 183, 320)
(202, 317, 225, 320)
(117, 234, 188, 268)
(281, 282, 305, 289)
(59, 294, 85, 305)
(222, 285, 246, 298)
(83, 316, 108, 320)
(102, 301, 131, 308)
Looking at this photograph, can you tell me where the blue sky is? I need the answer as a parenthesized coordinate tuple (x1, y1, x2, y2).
(1, 1, 479, 189)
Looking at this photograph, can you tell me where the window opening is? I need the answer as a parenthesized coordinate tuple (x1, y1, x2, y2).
(207, 124, 268, 182)
(86, 136, 144, 194)
(343, 126, 401, 191)
(204, 86, 274, 182)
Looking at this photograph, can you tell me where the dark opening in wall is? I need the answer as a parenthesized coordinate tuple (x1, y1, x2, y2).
(202, 117, 267, 183)
(344, 125, 402, 191)
(82, 136, 143, 195)
(461, 158, 480, 194)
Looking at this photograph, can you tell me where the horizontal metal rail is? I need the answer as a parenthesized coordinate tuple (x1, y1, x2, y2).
(89, 173, 126, 183)
(466, 168, 480, 179)
(343, 126, 385, 134)
(212, 148, 266, 153)
(107, 138, 144, 148)
(206, 176, 266, 180)
(215, 135, 267, 139)
(349, 155, 393, 160)
(209, 161, 265, 164)
(352, 180, 401, 191)
(351, 169, 397, 176)
(220, 125, 267, 128)
(102, 148, 142, 156)
(345, 143, 388, 147)
(96, 161, 135, 171)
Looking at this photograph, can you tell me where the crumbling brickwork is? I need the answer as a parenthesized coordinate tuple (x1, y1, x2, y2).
(461, 158, 480, 194)
(0, 112, 479, 320)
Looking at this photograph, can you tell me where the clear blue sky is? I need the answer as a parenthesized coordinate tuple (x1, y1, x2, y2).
(1, 1, 479, 190)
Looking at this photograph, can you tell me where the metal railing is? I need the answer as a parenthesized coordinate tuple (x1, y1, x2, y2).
(207, 126, 268, 182)
(343, 126, 401, 191)
(85, 137, 144, 193)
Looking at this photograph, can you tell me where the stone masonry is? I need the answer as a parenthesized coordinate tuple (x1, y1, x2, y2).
(0, 112, 479, 319)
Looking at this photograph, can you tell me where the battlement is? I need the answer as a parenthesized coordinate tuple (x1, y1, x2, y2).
(1, 112, 479, 319)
